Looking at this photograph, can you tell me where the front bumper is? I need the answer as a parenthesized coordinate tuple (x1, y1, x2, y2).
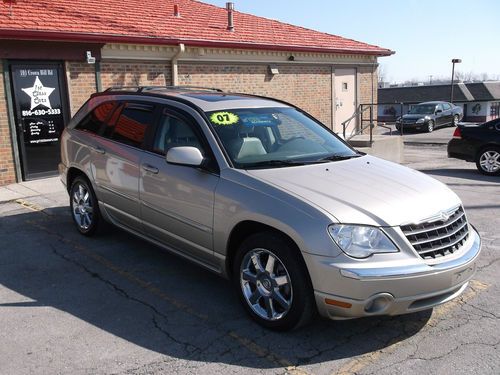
(308, 227, 481, 320)
(397, 121, 427, 130)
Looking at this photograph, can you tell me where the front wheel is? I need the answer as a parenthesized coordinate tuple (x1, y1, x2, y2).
(233, 232, 316, 331)
(70, 176, 103, 236)
(427, 120, 434, 133)
(476, 147, 500, 176)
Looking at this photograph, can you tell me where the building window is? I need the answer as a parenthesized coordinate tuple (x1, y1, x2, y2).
(342, 82, 348, 91)
(490, 102, 500, 118)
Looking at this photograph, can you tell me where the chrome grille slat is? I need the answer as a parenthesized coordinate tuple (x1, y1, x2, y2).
(403, 211, 465, 236)
(417, 230, 469, 255)
(400, 206, 469, 260)
(410, 220, 468, 246)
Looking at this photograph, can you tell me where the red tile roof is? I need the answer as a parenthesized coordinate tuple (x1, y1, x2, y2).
(0, 0, 393, 56)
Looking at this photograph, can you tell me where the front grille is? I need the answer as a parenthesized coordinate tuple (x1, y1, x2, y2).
(401, 206, 469, 260)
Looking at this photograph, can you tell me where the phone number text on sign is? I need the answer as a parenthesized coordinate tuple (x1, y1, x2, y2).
(22, 108, 61, 117)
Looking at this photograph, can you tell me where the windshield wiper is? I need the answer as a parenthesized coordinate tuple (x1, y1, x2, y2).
(319, 153, 363, 162)
(242, 159, 327, 169)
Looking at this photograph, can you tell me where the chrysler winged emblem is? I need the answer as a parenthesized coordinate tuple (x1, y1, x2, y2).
(439, 211, 450, 222)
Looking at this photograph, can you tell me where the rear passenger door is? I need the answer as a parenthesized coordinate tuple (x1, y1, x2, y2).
(139, 106, 220, 265)
(92, 101, 158, 231)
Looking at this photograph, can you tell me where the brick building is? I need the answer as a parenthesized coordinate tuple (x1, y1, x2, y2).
(0, 0, 392, 184)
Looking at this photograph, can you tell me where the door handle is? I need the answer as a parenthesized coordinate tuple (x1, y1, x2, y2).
(142, 164, 159, 174)
(91, 145, 106, 154)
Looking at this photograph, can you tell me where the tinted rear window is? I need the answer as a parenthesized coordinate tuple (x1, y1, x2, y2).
(104, 103, 156, 148)
(75, 101, 117, 134)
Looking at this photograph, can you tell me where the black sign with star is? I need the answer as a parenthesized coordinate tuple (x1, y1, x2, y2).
(11, 65, 65, 144)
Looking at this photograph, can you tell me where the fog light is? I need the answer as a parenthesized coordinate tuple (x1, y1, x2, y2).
(364, 293, 394, 314)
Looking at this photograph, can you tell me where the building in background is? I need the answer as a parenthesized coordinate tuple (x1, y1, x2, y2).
(378, 82, 500, 123)
(0, 0, 392, 185)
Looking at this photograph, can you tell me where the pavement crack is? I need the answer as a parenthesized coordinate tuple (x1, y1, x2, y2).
(47, 242, 201, 354)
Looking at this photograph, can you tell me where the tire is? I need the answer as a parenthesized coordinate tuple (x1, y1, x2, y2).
(426, 120, 434, 133)
(475, 147, 500, 176)
(232, 231, 316, 331)
(452, 115, 459, 127)
(69, 176, 103, 236)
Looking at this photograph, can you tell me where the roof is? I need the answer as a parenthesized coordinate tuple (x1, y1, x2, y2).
(0, 0, 393, 56)
(379, 82, 500, 103)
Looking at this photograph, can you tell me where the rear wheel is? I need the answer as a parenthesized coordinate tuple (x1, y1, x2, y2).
(476, 147, 500, 176)
(452, 115, 459, 126)
(427, 120, 434, 133)
(233, 232, 316, 331)
(70, 176, 103, 235)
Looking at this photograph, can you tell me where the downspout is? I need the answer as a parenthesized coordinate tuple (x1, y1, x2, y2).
(171, 43, 185, 86)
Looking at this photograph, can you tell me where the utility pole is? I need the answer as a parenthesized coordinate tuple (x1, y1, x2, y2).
(450, 58, 462, 103)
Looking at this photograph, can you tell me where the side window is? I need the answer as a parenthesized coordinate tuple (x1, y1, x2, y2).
(444, 103, 452, 110)
(436, 104, 443, 112)
(153, 111, 204, 155)
(75, 101, 117, 134)
(103, 103, 155, 148)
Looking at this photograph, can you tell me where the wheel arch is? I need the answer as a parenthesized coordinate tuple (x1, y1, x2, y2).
(224, 220, 308, 281)
(475, 143, 500, 159)
(66, 167, 90, 193)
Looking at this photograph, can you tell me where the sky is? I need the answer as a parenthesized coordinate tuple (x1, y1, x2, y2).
(202, 0, 500, 83)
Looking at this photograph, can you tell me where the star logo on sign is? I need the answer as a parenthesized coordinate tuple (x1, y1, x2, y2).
(21, 76, 55, 110)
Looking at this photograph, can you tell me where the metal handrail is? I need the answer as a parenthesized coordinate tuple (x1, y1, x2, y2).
(342, 105, 372, 141)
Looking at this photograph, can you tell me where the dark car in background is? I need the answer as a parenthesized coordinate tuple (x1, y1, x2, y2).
(448, 118, 500, 175)
(396, 101, 463, 133)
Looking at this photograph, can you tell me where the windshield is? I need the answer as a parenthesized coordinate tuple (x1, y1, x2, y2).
(409, 104, 436, 115)
(206, 107, 359, 169)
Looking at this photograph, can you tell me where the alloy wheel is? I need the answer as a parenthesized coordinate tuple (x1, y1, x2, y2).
(453, 115, 459, 126)
(72, 183, 94, 230)
(240, 248, 293, 321)
(427, 121, 434, 132)
(479, 150, 500, 173)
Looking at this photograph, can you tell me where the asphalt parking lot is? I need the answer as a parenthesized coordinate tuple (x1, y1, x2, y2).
(0, 133, 499, 375)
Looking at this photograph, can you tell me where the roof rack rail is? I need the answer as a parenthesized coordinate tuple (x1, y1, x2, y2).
(103, 86, 167, 93)
(164, 85, 224, 92)
(103, 85, 224, 93)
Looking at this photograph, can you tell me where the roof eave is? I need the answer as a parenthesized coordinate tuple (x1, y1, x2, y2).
(0, 29, 395, 57)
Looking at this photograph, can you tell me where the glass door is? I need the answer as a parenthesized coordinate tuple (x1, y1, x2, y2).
(10, 62, 68, 180)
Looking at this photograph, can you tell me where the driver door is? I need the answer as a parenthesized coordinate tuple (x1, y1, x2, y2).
(139, 107, 219, 265)
(435, 104, 446, 126)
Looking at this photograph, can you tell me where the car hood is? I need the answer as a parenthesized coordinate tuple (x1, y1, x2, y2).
(247, 155, 461, 227)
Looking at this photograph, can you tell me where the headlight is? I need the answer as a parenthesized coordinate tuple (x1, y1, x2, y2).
(416, 118, 426, 124)
(328, 224, 399, 258)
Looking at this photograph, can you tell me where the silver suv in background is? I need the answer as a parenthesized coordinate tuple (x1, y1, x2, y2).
(60, 87, 481, 330)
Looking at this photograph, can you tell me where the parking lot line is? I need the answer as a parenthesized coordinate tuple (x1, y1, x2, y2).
(334, 279, 490, 375)
(18, 200, 311, 374)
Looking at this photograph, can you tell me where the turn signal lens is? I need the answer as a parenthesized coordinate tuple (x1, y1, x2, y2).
(453, 127, 462, 139)
(325, 298, 352, 308)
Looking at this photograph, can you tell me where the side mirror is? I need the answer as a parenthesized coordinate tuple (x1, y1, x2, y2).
(166, 146, 205, 167)
(435, 109, 442, 114)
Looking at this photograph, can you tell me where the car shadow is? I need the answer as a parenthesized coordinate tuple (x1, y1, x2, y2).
(420, 168, 500, 184)
(0, 206, 431, 369)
